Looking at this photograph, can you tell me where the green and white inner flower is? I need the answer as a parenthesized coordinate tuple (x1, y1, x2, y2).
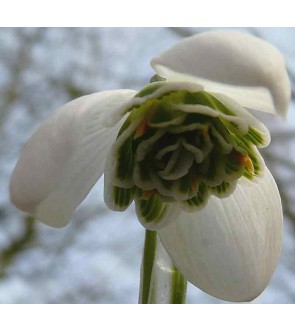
(106, 81, 270, 230)
(9, 30, 291, 302)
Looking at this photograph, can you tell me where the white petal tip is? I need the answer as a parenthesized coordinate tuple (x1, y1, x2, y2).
(9, 89, 137, 228)
(34, 192, 74, 228)
(151, 30, 291, 118)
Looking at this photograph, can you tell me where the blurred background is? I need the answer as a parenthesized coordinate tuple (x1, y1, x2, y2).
(0, 27, 294, 303)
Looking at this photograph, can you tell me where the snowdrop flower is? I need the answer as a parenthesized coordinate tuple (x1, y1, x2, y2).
(10, 30, 290, 302)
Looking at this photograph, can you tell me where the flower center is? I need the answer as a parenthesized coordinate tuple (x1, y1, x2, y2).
(106, 82, 269, 229)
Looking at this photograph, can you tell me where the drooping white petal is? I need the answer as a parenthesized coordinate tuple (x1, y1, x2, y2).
(10, 90, 136, 227)
(158, 168, 282, 302)
(151, 30, 291, 118)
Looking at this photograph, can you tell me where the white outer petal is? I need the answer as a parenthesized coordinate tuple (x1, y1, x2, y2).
(158, 168, 283, 302)
(10, 90, 136, 227)
(151, 30, 291, 118)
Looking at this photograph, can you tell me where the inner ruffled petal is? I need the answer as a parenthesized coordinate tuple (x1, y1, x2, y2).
(107, 81, 270, 229)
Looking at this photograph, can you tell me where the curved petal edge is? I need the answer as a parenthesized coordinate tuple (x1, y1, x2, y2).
(159, 168, 283, 302)
(151, 30, 291, 118)
(10, 89, 136, 227)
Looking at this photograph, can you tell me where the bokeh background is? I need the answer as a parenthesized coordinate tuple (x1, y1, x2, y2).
(0, 27, 295, 303)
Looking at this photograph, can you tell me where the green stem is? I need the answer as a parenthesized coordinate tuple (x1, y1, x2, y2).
(140, 230, 157, 304)
(139, 229, 187, 304)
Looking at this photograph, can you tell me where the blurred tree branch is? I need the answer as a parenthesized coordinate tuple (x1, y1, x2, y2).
(0, 29, 46, 126)
(0, 216, 35, 277)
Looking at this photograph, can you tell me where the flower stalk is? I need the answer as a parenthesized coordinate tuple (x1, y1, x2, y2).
(139, 230, 187, 304)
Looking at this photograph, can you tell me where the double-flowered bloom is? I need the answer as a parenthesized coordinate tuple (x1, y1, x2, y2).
(10, 30, 291, 302)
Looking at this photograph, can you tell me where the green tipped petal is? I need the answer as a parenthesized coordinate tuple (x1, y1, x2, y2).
(112, 186, 135, 211)
(135, 194, 168, 230)
(106, 81, 269, 229)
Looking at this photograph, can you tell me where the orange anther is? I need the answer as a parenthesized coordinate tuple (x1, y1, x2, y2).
(242, 155, 254, 174)
(232, 151, 254, 174)
(134, 120, 149, 139)
(142, 189, 157, 200)
(134, 102, 158, 139)
(191, 177, 199, 192)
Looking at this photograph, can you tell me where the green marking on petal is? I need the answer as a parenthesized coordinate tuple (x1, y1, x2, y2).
(158, 146, 195, 181)
(183, 91, 235, 116)
(183, 182, 209, 211)
(136, 194, 168, 226)
(210, 181, 236, 198)
(133, 160, 154, 190)
(135, 82, 166, 98)
(174, 166, 197, 201)
(149, 170, 175, 199)
(198, 146, 226, 186)
(244, 126, 265, 146)
(148, 105, 186, 128)
(112, 186, 135, 210)
(208, 94, 236, 116)
(117, 107, 146, 137)
(115, 134, 135, 183)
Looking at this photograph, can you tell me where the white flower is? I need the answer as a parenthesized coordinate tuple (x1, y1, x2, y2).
(10, 30, 290, 302)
